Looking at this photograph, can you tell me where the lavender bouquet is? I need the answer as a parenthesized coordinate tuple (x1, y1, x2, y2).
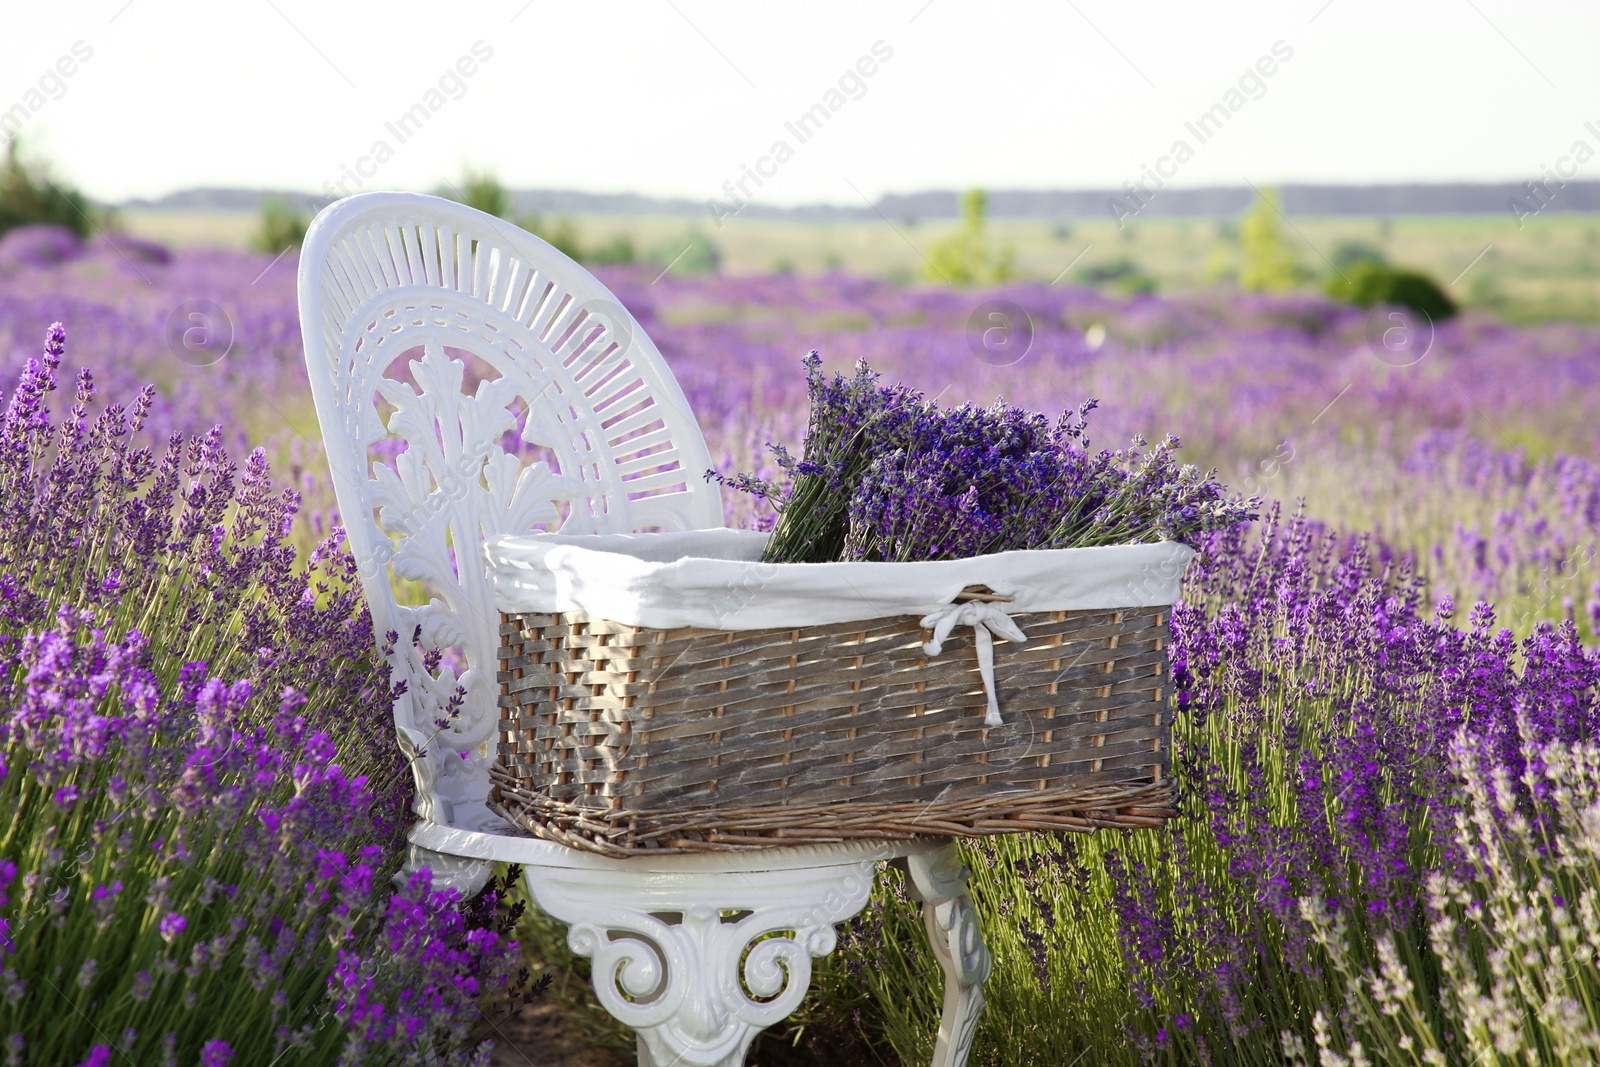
(712, 353, 1257, 564)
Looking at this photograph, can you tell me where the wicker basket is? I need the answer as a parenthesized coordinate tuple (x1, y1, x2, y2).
(488, 585, 1176, 856)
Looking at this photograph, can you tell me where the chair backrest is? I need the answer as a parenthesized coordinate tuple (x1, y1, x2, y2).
(297, 191, 723, 824)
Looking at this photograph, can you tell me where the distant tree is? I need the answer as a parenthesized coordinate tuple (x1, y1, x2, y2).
(1382, 269, 1457, 320)
(1238, 187, 1298, 292)
(251, 198, 310, 254)
(0, 140, 101, 239)
(924, 188, 1015, 286)
(1325, 260, 1458, 321)
(442, 169, 512, 219)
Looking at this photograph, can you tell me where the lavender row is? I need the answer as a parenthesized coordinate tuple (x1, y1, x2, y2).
(0, 325, 532, 1065)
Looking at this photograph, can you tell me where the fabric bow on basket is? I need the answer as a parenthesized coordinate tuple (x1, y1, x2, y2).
(919, 587, 1028, 727)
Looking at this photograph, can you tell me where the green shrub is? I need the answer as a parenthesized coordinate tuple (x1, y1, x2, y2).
(0, 141, 101, 240)
(923, 188, 1015, 286)
(249, 198, 310, 255)
(1239, 187, 1299, 293)
(651, 231, 722, 275)
(445, 169, 512, 220)
(1326, 260, 1458, 321)
(517, 215, 585, 261)
(585, 233, 637, 266)
(1078, 257, 1157, 296)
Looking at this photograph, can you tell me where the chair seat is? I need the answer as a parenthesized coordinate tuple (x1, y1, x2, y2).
(411, 802, 938, 873)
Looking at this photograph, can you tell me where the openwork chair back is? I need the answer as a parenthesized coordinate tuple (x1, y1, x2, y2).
(297, 192, 722, 822)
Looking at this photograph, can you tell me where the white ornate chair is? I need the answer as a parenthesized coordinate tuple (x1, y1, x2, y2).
(297, 191, 990, 1067)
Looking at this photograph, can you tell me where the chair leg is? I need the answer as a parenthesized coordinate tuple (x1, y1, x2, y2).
(902, 844, 992, 1067)
(522, 858, 881, 1067)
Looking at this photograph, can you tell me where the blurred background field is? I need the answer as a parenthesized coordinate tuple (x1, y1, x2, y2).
(116, 206, 1600, 322)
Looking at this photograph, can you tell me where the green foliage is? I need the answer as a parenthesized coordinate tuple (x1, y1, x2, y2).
(444, 169, 512, 220)
(923, 188, 1015, 286)
(1078, 256, 1157, 296)
(1203, 247, 1237, 284)
(1377, 269, 1458, 321)
(0, 141, 100, 239)
(512, 214, 643, 268)
(585, 233, 637, 266)
(1325, 260, 1458, 321)
(1238, 187, 1299, 293)
(651, 231, 722, 275)
(517, 215, 585, 261)
(1330, 240, 1386, 270)
(250, 198, 310, 254)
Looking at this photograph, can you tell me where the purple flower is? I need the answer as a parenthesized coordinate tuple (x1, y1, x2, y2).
(197, 1039, 233, 1066)
(73, 1044, 111, 1067)
(158, 912, 187, 943)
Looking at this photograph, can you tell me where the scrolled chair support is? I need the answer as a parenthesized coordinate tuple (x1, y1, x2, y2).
(526, 854, 873, 1067)
(522, 842, 989, 1067)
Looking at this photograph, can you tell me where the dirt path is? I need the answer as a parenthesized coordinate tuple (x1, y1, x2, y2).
(483, 994, 628, 1067)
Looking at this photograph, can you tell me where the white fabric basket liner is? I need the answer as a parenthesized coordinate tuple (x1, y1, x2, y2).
(485, 528, 1195, 632)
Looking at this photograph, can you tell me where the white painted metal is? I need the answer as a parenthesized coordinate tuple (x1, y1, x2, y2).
(297, 191, 988, 1066)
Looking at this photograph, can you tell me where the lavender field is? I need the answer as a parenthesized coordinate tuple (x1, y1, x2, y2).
(4, 227, 1600, 1064)
(5, 230, 1595, 638)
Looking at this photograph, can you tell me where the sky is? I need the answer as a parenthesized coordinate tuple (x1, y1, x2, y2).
(2, 0, 1597, 208)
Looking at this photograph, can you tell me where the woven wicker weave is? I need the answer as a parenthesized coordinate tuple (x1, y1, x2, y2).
(489, 597, 1175, 855)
